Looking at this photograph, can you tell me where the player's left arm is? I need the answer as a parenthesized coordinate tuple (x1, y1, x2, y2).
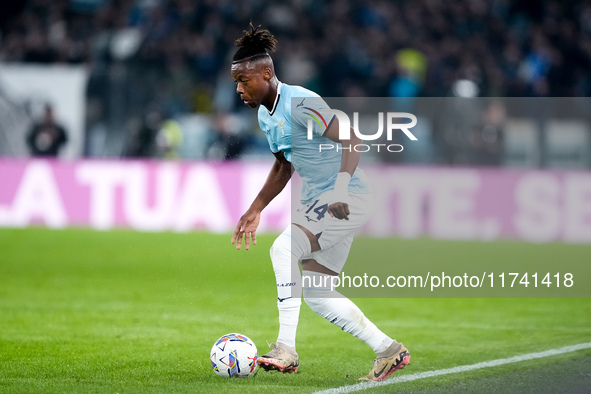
(231, 151, 292, 250)
(323, 116, 361, 220)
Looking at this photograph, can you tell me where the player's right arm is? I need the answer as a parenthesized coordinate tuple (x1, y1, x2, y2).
(323, 116, 361, 220)
(232, 151, 292, 251)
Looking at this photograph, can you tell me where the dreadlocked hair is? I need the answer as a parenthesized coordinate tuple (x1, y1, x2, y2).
(233, 23, 277, 64)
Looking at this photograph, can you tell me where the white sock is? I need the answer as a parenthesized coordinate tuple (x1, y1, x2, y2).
(271, 225, 311, 349)
(302, 270, 394, 353)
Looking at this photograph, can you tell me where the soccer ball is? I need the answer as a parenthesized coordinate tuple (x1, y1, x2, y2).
(210, 333, 258, 377)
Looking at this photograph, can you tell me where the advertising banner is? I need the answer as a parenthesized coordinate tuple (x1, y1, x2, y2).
(0, 159, 589, 245)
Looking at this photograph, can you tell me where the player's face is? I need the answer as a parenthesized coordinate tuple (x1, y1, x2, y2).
(231, 62, 270, 108)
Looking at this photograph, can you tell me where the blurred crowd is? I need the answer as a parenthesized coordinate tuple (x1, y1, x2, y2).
(3, 0, 591, 96)
(1, 0, 591, 162)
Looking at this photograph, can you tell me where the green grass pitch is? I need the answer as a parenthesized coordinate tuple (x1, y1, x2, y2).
(1, 228, 590, 393)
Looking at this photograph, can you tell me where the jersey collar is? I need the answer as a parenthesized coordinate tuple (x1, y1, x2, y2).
(267, 81, 282, 116)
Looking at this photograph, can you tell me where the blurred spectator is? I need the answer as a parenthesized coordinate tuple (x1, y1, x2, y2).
(125, 110, 161, 158)
(26, 104, 68, 157)
(207, 113, 248, 160)
(156, 119, 183, 159)
(470, 100, 507, 166)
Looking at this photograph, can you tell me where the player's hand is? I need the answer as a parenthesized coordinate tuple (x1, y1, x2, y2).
(231, 210, 261, 250)
(328, 202, 350, 220)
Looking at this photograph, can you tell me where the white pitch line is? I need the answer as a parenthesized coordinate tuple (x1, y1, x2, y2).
(314, 341, 591, 394)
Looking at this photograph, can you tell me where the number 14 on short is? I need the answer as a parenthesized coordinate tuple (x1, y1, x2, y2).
(488, 273, 573, 288)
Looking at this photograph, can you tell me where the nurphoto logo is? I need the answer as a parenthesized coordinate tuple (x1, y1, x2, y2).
(304, 108, 418, 153)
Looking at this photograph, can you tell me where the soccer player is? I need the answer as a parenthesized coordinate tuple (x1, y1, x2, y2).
(230, 24, 410, 381)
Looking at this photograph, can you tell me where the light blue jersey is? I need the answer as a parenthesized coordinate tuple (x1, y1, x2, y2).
(257, 82, 371, 204)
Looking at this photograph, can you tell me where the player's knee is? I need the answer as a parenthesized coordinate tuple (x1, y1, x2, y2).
(290, 224, 312, 260)
(270, 229, 291, 268)
(270, 224, 312, 269)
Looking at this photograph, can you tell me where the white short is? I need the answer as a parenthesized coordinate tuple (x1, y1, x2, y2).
(292, 191, 374, 273)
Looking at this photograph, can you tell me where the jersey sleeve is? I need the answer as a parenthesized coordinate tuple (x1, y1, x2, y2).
(291, 96, 334, 137)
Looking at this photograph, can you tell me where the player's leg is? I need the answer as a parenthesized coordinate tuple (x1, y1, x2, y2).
(302, 264, 410, 381)
(257, 223, 314, 373)
(302, 248, 394, 353)
(301, 193, 410, 381)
